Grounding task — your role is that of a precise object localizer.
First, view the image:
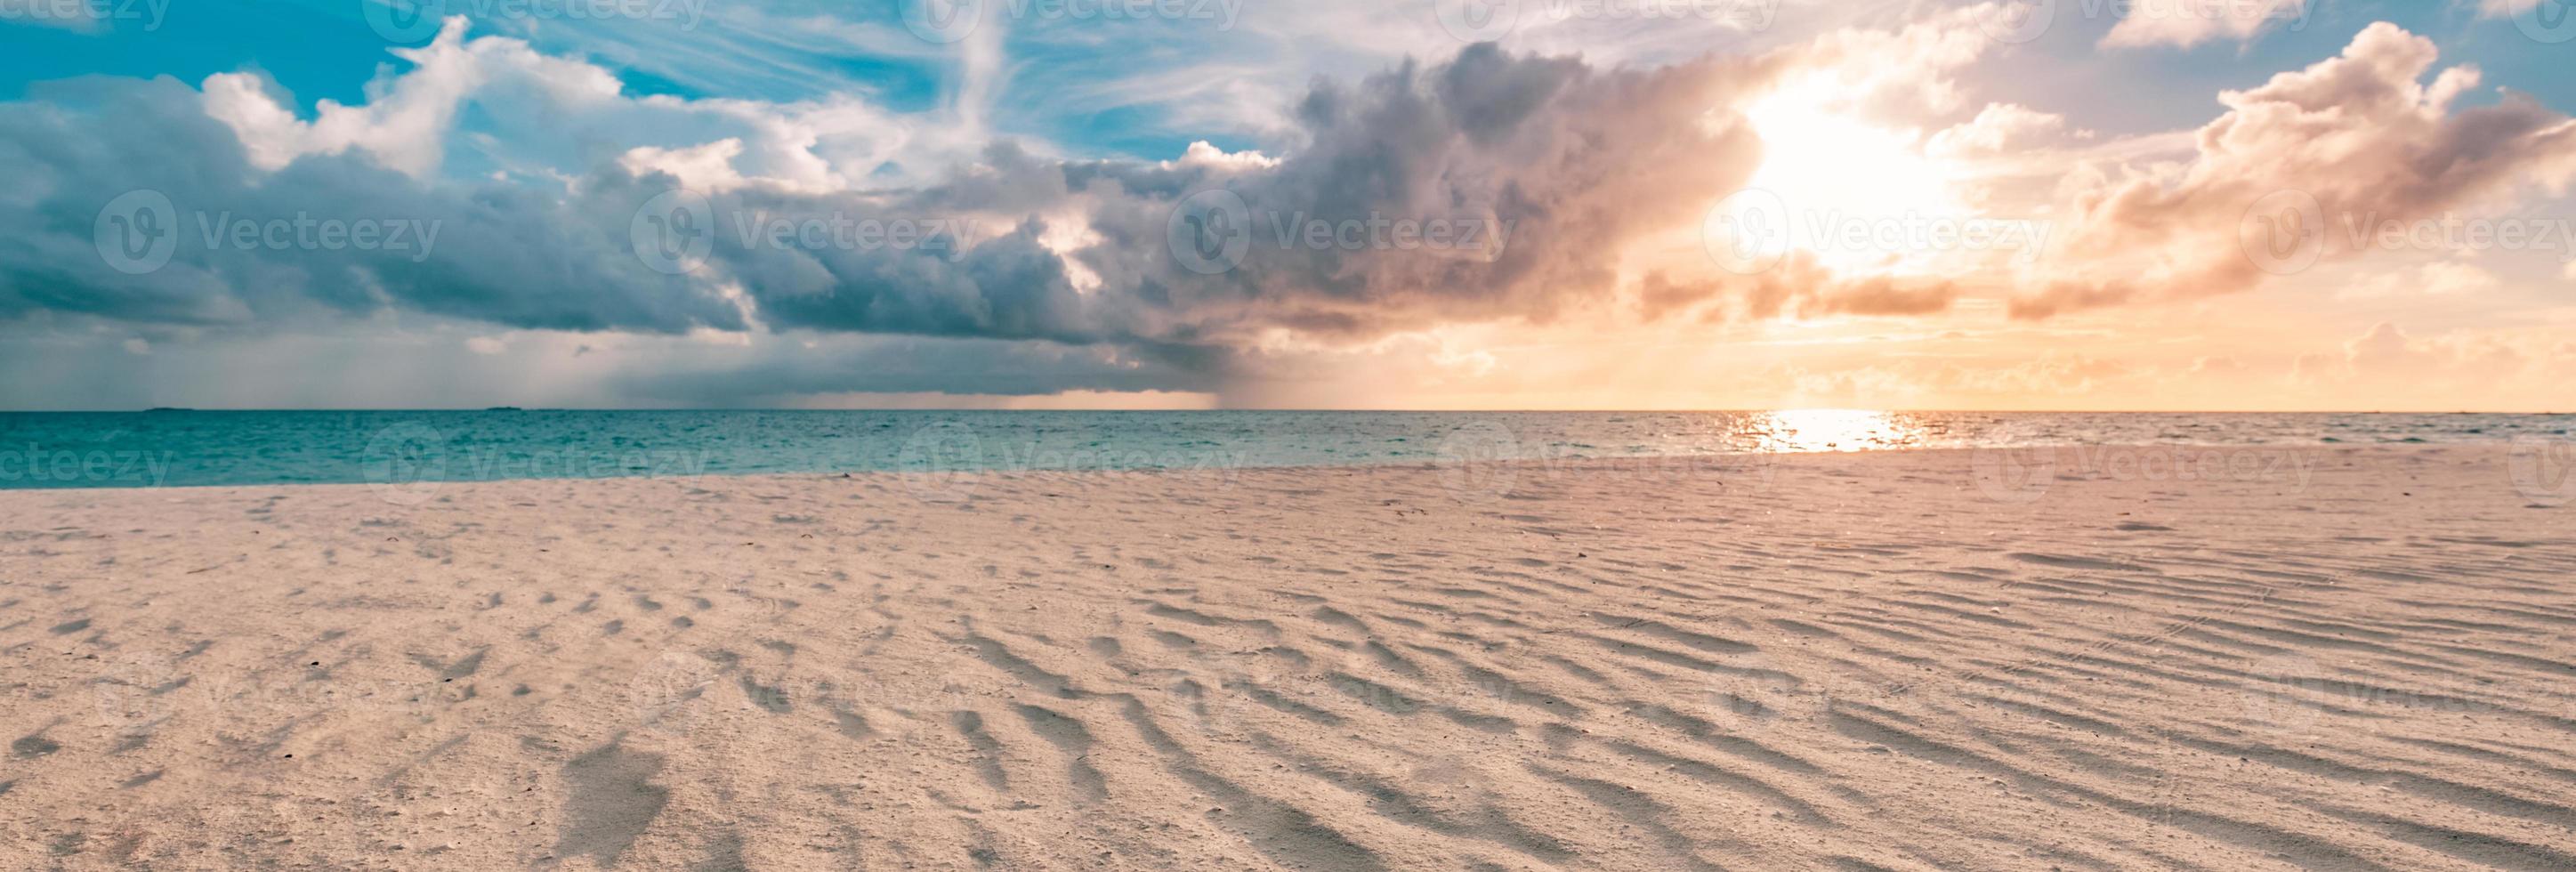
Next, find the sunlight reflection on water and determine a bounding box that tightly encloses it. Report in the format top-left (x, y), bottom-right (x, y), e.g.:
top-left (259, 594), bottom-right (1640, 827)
top-left (4, 408), bottom-right (2568, 488)
top-left (1744, 409), bottom-right (1929, 453)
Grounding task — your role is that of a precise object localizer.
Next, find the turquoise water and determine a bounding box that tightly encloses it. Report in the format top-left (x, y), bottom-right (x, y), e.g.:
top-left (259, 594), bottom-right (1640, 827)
top-left (1, 410), bottom-right (2568, 489)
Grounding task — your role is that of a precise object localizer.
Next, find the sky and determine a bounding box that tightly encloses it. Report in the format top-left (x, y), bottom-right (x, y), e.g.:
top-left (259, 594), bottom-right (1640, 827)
top-left (2, 0), bottom-right (2573, 411)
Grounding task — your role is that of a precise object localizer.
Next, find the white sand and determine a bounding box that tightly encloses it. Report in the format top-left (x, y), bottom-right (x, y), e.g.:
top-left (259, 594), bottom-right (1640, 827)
top-left (3, 445), bottom-right (2572, 869)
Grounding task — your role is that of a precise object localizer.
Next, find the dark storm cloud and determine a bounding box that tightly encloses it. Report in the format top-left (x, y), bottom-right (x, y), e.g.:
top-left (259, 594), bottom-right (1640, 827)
top-left (0, 77), bottom-right (747, 334)
top-left (2, 42), bottom-right (1785, 351)
top-left (0, 33), bottom-right (1813, 412)
top-left (607, 336), bottom-right (1223, 406)
top-left (1050, 42), bottom-right (1780, 346)
top-left (660, 43), bottom-right (1783, 351)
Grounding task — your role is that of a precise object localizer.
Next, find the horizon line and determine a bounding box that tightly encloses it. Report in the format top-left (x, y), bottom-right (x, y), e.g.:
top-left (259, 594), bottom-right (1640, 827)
top-left (4, 408), bottom-right (2568, 416)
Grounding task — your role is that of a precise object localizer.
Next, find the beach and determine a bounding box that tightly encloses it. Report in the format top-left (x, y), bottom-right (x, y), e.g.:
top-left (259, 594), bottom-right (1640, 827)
top-left (4, 444), bottom-right (2572, 869)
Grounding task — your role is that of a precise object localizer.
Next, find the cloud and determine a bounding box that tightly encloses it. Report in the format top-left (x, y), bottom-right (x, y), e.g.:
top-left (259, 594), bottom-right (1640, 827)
top-left (1637, 249), bottom-right (1966, 325)
top-left (2102, 0), bottom-right (2309, 50)
top-left (1, 20), bottom-right (1796, 340)
top-left (1927, 103), bottom-right (2071, 159)
top-left (204, 23), bottom-right (624, 178)
top-left (2315, 321), bottom-right (2532, 391)
top-left (10, 10), bottom-right (2568, 410)
top-left (605, 335), bottom-right (1224, 405)
top-left (1792, 7), bottom-right (1995, 124)
top-left (2018, 23), bottom-right (2576, 318)
top-left (0, 75), bottom-right (747, 333)
top-left (2338, 261), bottom-right (2501, 300)
top-left (1026, 42), bottom-right (1785, 345)
top-left (2475, 0), bottom-right (2548, 17)
top-left (0, 18), bottom-right (1829, 404)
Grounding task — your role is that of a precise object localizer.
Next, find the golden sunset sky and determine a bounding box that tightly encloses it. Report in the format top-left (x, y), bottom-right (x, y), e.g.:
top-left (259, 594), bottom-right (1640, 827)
top-left (4, 1), bottom-right (2572, 409)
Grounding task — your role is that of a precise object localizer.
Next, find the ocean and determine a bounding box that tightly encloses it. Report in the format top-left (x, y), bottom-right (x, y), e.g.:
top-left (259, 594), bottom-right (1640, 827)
top-left (2, 409), bottom-right (2569, 489)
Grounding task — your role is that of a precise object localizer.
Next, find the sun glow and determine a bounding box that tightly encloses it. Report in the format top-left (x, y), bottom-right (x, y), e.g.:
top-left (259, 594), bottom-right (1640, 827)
top-left (1739, 77), bottom-right (1967, 272)
top-left (1751, 408), bottom-right (1926, 452)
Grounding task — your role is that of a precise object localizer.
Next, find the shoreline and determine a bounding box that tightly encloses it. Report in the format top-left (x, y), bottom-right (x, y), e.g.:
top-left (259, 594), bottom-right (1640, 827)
top-left (0, 440), bottom-right (2540, 497)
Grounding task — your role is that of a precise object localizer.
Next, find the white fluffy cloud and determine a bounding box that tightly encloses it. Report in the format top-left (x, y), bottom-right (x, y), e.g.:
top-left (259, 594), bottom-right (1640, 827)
top-left (2102, 0), bottom-right (2310, 49)
top-left (2475, 0), bottom-right (2548, 17)
top-left (2337, 261), bottom-right (2501, 301)
top-left (2016, 23), bottom-right (2576, 318)
top-left (1927, 103), bottom-right (2072, 158)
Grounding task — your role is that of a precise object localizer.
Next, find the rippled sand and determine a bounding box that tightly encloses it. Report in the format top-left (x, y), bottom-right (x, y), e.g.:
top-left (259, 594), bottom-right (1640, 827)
top-left (4, 446), bottom-right (2572, 869)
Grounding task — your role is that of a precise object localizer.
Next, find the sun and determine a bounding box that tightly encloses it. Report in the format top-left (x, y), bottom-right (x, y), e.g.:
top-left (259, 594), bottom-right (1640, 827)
top-left (1737, 75), bottom-right (1967, 273)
